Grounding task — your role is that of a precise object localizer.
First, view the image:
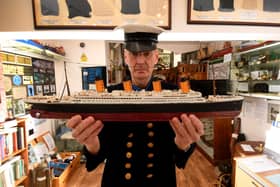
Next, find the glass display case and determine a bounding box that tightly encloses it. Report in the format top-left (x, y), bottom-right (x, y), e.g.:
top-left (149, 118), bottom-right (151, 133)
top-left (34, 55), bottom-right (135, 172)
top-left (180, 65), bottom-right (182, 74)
top-left (235, 42), bottom-right (280, 93)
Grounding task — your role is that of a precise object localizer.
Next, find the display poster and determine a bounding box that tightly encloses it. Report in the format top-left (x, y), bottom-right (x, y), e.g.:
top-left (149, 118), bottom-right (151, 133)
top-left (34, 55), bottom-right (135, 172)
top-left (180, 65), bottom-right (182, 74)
top-left (32, 0), bottom-right (171, 29)
top-left (32, 59), bottom-right (56, 96)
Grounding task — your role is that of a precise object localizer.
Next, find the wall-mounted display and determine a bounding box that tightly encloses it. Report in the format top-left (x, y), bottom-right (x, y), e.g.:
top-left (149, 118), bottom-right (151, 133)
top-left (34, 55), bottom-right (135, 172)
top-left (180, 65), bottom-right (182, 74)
top-left (187, 0), bottom-right (280, 26)
top-left (32, 59), bottom-right (56, 96)
top-left (1, 52), bottom-right (34, 118)
top-left (32, 0), bottom-right (171, 29)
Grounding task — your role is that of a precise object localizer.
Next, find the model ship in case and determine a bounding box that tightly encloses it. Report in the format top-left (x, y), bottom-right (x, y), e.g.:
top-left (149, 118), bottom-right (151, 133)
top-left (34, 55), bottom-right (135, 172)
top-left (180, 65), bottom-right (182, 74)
top-left (24, 80), bottom-right (244, 122)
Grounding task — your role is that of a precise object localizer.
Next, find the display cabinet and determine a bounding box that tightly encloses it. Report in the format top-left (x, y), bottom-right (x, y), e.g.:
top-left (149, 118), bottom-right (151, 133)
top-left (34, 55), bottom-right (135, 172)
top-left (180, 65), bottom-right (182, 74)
top-left (235, 42), bottom-right (280, 93)
top-left (234, 155), bottom-right (280, 187)
top-left (197, 117), bottom-right (233, 165)
top-left (235, 165), bottom-right (264, 187)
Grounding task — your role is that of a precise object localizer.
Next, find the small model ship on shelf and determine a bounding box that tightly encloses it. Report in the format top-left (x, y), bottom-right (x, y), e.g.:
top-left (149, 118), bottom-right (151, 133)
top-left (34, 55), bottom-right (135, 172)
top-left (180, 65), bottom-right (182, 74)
top-left (24, 80), bottom-right (244, 122)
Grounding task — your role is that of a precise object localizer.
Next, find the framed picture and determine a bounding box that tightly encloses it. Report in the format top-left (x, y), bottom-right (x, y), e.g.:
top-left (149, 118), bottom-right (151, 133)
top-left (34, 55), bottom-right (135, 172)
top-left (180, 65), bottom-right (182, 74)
top-left (36, 85), bottom-right (43, 95)
top-left (32, 0), bottom-right (171, 29)
top-left (13, 99), bottom-right (26, 117)
top-left (158, 53), bottom-right (172, 69)
top-left (27, 85), bottom-right (35, 96)
top-left (43, 85), bottom-right (50, 94)
top-left (187, 0), bottom-right (280, 26)
top-left (267, 101), bottom-right (280, 123)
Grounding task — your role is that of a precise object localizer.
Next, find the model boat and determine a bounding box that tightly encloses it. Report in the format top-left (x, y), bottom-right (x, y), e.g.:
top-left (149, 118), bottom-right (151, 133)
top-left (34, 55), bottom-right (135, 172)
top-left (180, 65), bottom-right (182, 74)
top-left (24, 89), bottom-right (244, 122)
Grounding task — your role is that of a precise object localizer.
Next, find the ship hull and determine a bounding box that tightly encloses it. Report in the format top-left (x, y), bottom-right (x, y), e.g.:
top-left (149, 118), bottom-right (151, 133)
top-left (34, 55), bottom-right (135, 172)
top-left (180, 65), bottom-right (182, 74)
top-left (29, 100), bottom-right (243, 121)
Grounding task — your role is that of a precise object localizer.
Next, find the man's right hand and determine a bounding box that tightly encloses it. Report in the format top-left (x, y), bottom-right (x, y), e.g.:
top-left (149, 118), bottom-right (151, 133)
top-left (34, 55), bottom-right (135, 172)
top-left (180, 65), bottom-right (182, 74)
top-left (66, 115), bottom-right (104, 155)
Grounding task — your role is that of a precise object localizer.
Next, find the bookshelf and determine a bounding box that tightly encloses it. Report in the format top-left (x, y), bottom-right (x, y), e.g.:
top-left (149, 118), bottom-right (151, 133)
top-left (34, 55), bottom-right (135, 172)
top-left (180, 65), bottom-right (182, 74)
top-left (0, 118), bottom-right (29, 187)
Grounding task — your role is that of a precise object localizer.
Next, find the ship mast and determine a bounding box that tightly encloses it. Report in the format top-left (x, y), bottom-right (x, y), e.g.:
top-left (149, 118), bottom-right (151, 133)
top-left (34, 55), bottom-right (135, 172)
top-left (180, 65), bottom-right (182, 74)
top-left (211, 63), bottom-right (217, 96)
top-left (59, 61), bottom-right (70, 100)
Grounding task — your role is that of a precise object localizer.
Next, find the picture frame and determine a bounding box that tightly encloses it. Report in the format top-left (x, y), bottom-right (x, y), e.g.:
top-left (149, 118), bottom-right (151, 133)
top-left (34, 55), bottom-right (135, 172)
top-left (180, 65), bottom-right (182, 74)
top-left (187, 0), bottom-right (280, 26)
top-left (36, 85), bottom-right (43, 95)
top-left (267, 101), bottom-right (280, 123)
top-left (158, 53), bottom-right (172, 69)
top-left (13, 99), bottom-right (26, 117)
top-left (32, 0), bottom-right (171, 29)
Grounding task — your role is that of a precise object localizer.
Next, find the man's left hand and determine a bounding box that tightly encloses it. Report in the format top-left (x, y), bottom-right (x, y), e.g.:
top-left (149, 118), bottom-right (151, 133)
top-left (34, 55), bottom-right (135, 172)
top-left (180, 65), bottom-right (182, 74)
top-left (169, 114), bottom-right (204, 151)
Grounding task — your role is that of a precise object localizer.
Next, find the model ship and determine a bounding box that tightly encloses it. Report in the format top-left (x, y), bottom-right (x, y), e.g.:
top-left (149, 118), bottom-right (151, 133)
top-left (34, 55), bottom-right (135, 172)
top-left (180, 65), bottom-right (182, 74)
top-left (24, 84), bottom-right (244, 122)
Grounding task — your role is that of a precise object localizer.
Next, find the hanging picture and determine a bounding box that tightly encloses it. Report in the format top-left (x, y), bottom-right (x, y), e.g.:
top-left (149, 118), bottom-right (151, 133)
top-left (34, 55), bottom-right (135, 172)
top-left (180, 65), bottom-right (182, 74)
top-left (32, 58), bottom-right (56, 96)
top-left (187, 0), bottom-right (280, 26)
top-left (36, 85), bottom-right (43, 95)
top-left (27, 85), bottom-right (35, 96)
top-left (13, 99), bottom-right (26, 117)
top-left (32, 0), bottom-right (171, 29)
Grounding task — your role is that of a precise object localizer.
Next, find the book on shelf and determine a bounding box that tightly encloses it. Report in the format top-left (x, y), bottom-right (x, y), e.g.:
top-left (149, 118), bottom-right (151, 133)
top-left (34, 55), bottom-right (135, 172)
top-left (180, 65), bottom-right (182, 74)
top-left (16, 127), bottom-right (25, 150)
top-left (0, 126), bottom-right (25, 161)
top-left (0, 128), bottom-right (17, 160)
top-left (0, 155), bottom-right (25, 187)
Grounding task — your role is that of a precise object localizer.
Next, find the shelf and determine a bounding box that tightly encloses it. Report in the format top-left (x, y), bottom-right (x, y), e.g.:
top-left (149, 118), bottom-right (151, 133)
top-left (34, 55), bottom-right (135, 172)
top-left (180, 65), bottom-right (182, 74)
top-left (209, 57), bottom-right (223, 64)
top-left (1, 148), bottom-right (27, 163)
top-left (15, 175), bottom-right (28, 186)
top-left (239, 93), bottom-right (280, 101)
top-left (1, 40), bottom-right (67, 61)
top-left (236, 41), bottom-right (280, 56)
top-left (249, 61), bottom-right (280, 69)
top-left (250, 80), bottom-right (280, 84)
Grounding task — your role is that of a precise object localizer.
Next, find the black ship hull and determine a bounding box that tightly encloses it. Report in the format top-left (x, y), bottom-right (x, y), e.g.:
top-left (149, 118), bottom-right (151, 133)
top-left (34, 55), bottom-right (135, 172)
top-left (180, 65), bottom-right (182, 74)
top-left (29, 100), bottom-right (243, 121)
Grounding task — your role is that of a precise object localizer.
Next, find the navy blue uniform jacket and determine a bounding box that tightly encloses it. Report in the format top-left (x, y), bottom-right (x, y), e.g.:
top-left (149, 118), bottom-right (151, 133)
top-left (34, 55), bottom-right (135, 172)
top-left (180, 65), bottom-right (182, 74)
top-left (83, 81), bottom-right (196, 187)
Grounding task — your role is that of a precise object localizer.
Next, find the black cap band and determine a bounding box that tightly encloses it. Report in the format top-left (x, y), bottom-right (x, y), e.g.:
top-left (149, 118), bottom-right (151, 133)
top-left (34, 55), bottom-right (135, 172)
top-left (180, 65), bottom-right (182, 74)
top-left (125, 32), bottom-right (158, 52)
top-left (125, 32), bottom-right (158, 43)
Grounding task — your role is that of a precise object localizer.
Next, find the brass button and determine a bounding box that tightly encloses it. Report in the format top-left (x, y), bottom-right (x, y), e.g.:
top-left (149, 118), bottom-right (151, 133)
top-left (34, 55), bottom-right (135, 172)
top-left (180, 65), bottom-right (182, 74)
top-left (125, 163), bottom-right (132, 169)
top-left (147, 153), bottom-right (154, 158)
top-left (126, 142), bottom-right (133, 148)
top-left (147, 123), bottom-right (154, 128)
top-left (147, 142), bottom-right (154, 148)
top-left (146, 173), bottom-right (153, 178)
top-left (146, 163), bottom-right (154, 168)
top-left (125, 173), bottom-right (132, 180)
top-left (126, 152), bottom-right (132, 159)
top-left (148, 131), bottom-right (154, 137)
top-left (128, 133), bottom-right (134, 138)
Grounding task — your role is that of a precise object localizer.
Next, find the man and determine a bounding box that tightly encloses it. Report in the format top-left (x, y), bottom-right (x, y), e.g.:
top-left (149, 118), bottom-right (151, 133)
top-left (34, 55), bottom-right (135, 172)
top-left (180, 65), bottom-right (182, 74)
top-left (67, 24), bottom-right (204, 187)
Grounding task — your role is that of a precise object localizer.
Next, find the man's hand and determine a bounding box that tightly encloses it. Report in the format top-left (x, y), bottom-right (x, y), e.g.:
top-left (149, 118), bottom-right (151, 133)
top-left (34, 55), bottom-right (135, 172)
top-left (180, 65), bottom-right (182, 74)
top-left (66, 115), bottom-right (104, 154)
top-left (169, 114), bottom-right (204, 151)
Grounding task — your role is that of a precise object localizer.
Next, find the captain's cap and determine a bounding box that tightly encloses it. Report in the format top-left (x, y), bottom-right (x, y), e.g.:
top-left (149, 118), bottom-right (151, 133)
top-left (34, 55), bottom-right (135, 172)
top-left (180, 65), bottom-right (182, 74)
top-left (116, 24), bottom-right (164, 52)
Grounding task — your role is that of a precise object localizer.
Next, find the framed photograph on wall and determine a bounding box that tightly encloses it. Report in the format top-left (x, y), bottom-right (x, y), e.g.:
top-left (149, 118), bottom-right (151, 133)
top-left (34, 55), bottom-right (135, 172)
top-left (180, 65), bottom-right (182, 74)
top-left (32, 0), bottom-right (171, 29)
top-left (36, 85), bottom-right (43, 95)
top-left (187, 0), bottom-right (280, 26)
top-left (267, 101), bottom-right (280, 123)
top-left (13, 99), bottom-right (26, 117)
top-left (158, 53), bottom-right (172, 69)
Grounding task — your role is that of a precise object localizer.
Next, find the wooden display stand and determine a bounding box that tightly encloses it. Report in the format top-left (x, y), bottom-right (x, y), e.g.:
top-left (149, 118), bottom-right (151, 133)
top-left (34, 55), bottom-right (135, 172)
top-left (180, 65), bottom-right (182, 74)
top-left (52, 152), bottom-right (81, 187)
top-left (30, 132), bottom-right (81, 187)
top-left (177, 63), bottom-right (208, 80)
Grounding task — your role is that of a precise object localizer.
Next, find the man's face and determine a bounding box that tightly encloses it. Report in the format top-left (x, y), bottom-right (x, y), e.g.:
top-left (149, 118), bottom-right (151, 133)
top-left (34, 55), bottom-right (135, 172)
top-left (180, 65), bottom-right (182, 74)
top-left (124, 49), bottom-right (158, 82)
